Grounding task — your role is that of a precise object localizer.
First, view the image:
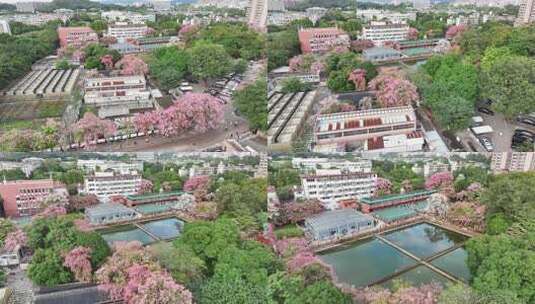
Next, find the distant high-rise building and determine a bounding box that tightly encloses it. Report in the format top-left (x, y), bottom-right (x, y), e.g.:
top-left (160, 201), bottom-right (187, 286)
top-left (151, 0), bottom-right (172, 11)
top-left (0, 20), bottom-right (10, 35)
top-left (269, 0), bottom-right (286, 12)
top-left (247, 0), bottom-right (268, 31)
top-left (516, 0), bottom-right (535, 26)
top-left (15, 2), bottom-right (44, 13)
top-left (413, 0), bottom-right (431, 10)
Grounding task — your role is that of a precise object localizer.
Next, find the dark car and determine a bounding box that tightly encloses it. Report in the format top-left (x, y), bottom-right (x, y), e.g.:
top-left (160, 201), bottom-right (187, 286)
top-left (515, 129), bottom-right (535, 137)
top-left (477, 107), bottom-right (494, 115)
top-left (517, 117), bottom-right (535, 127)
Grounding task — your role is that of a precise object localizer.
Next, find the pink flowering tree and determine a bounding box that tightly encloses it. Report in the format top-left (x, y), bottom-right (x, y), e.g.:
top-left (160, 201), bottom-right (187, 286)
top-left (72, 113), bottom-right (117, 146)
top-left (446, 24), bottom-right (467, 40)
top-left (368, 75), bottom-right (419, 108)
top-left (100, 54), bottom-right (114, 70)
top-left (178, 24), bottom-right (198, 36)
top-left (3, 229), bottom-right (27, 252)
top-left (115, 55), bottom-right (149, 76)
top-left (96, 241), bottom-right (192, 304)
top-left (183, 175), bottom-right (210, 192)
top-left (64, 246), bottom-right (93, 283)
top-left (375, 178), bottom-right (393, 196)
top-left (354, 283), bottom-right (442, 304)
top-left (408, 27), bottom-right (419, 40)
top-left (425, 172), bottom-right (454, 190)
top-left (321, 102), bottom-right (356, 114)
top-left (288, 54), bottom-right (315, 73)
top-left (133, 93), bottom-right (224, 137)
top-left (351, 39), bottom-right (374, 52)
top-left (311, 61), bottom-right (325, 75)
top-left (138, 179), bottom-right (153, 195)
top-left (35, 204), bottom-right (67, 219)
top-left (348, 69), bottom-right (367, 91)
top-left (100, 36), bottom-right (118, 46)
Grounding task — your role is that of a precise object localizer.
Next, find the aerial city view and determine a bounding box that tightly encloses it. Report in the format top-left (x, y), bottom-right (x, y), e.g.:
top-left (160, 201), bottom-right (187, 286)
top-left (0, 0), bottom-right (534, 303)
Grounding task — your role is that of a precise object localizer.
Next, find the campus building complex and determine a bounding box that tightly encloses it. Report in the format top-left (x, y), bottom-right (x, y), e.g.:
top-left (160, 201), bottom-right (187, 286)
top-left (361, 22), bottom-right (410, 45)
top-left (77, 159), bottom-right (144, 174)
top-left (295, 170), bottom-right (377, 204)
top-left (101, 11), bottom-right (156, 24)
top-left (82, 171), bottom-right (142, 201)
top-left (516, 0), bottom-right (535, 26)
top-left (298, 27), bottom-right (350, 54)
top-left (314, 106), bottom-right (420, 148)
top-left (57, 27), bottom-right (99, 48)
top-left (491, 152), bottom-right (535, 172)
top-left (83, 75), bottom-right (155, 119)
top-left (0, 179), bottom-right (67, 218)
top-left (291, 158), bottom-right (373, 173)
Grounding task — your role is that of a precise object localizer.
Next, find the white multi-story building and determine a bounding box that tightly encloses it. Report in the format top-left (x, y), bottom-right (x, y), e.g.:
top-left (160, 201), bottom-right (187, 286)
top-left (77, 159), bottom-right (144, 174)
top-left (151, 0), bottom-right (172, 11)
top-left (295, 170), bottom-right (377, 204)
top-left (413, 0), bottom-right (431, 10)
top-left (83, 75), bottom-right (154, 118)
top-left (363, 132), bottom-right (425, 153)
top-left (314, 106), bottom-right (418, 146)
top-left (107, 22), bottom-right (149, 41)
top-left (357, 9), bottom-right (417, 23)
top-left (516, 0), bottom-right (535, 26)
top-left (247, 0), bottom-right (268, 31)
top-left (491, 152), bottom-right (535, 172)
top-left (291, 158), bottom-right (373, 173)
top-left (269, 0), bottom-right (285, 11)
top-left (361, 21), bottom-right (410, 45)
top-left (268, 11), bottom-right (307, 26)
top-left (101, 11), bottom-right (156, 24)
top-left (82, 171), bottom-right (142, 201)
top-left (0, 20), bottom-right (11, 35)
top-left (305, 7), bottom-right (328, 24)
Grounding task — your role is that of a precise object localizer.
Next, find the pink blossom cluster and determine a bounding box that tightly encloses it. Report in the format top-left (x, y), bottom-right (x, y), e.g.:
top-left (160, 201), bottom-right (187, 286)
top-left (179, 24), bottom-right (198, 35)
top-left (72, 113), bottom-right (117, 146)
top-left (63, 246), bottom-right (93, 283)
top-left (446, 24), bottom-right (467, 40)
top-left (408, 28), bottom-right (419, 40)
top-left (354, 283), bottom-right (443, 304)
top-left (74, 218), bottom-right (93, 232)
top-left (3, 229), bottom-right (27, 252)
top-left (96, 241), bottom-right (192, 304)
top-left (425, 172), bottom-right (454, 190)
top-left (35, 204), bottom-right (67, 219)
top-left (138, 179), bottom-right (153, 195)
top-left (368, 75), bottom-right (419, 108)
top-left (100, 54), bottom-right (114, 70)
top-left (348, 69), bottom-right (367, 91)
top-left (115, 55), bottom-right (149, 76)
top-left (375, 178), bottom-right (393, 195)
top-left (311, 61), bottom-right (326, 75)
top-left (133, 93), bottom-right (224, 136)
top-left (183, 175), bottom-right (210, 192)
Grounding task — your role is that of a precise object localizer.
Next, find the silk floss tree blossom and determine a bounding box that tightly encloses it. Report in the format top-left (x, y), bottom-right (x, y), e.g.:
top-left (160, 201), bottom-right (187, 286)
top-left (375, 178), bottom-right (393, 196)
top-left (348, 69), bottom-right (367, 91)
top-left (100, 54), bottom-right (114, 70)
top-left (115, 55), bottom-right (149, 76)
top-left (73, 112), bottom-right (117, 147)
top-left (63, 246), bottom-right (93, 283)
top-left (446, 24), bottom-right (467, 40)
top-left (368, 75), bottom-right (419, 108)
top-left (3, 229), bottom-right (27, 252)
top-left (425, 172), bottom-right (454, 190)
top-left (408, 27), bottom-right (419, 40)
top-left (183, 175), bottom-right (210, 192)
top-left (133, 93), bottom-right (224, 136)
top-left (96, 241), bottom-right (192, 304)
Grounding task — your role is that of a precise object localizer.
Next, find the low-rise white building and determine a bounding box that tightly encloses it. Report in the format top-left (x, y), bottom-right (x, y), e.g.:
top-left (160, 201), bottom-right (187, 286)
top-left (424, 161), bottom-right (450, 177)
top-left (85, 203), bottom-right (139, 225)
top-left (361, 21), bottom-right (410, 45)
top-left (83, 75), bottom-right (154, 118)
top-left (357, 9), bottom-right (417, 23)
top-left (77, 159), bottom-right (144, 174)
top-left (364, 132), bottom-right (425, 153)
top-left (82, 171), bottom-right (142, 201)
top-left (295, 170), bottom-right (377, 204)
top-left (291, 158), bottom-right (373, 173)
top-left (101, 11), bottom-right (156, 24)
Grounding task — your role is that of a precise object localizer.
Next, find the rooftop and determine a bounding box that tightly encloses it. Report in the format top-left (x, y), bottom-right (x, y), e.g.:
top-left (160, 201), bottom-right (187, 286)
top-left (360, 190), bottom-right (437, 205)
top-left (126, 191), bottom-right (183, 201)
top-left (306, 209), bottom-right (374, 230)
top-left (86, 203), bottom-right (136, 217)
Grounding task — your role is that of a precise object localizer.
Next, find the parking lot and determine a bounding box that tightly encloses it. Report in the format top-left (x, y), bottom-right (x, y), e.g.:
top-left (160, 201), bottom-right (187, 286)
top-left (457, 111), bottom-right (535, 152)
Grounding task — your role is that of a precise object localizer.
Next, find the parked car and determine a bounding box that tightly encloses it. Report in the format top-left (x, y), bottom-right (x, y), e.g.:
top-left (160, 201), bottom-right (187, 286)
top-left (477, 107), bottom-right (494, 116)
top-left (517, 116), bottom-right (535, 127)
top-left (479, 136), bottom-right (494, 152)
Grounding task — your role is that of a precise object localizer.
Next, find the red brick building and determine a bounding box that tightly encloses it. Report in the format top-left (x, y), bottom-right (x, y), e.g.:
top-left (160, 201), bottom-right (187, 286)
top-left (57, 27), bottom-right (99, 48)
top-left (298, 27), bottom-right (350, 54)
top-left (0, 179), bottom-right (67, 218)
